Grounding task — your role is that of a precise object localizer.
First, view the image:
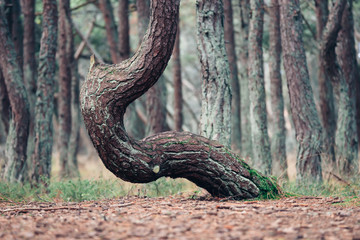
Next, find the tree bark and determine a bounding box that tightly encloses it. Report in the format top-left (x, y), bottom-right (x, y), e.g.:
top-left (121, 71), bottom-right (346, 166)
top-left (118, 0), bottom-right (130, 61)
top-left (269, 0), bottom-right (287, 178)
top-left (0, 1), bottom-right (30, 182)
top-left (65, 3), bottom-right (80, 178)
top-left (280, 0), bottom-right (323, 183)
top-left (144, 0), bottom-right (169, 135)
top-left (31, 0), bottom-right (58, 183)
top-left (0, 70), bottom-right (9, 136)
top-left (58, 0), bottom-right (72, 177)
top-left (334, 0), bottom-right (359, 175)
top-left (224, 0), bottom-right (241, 153)
top-left (99, 0), bottom-right (120, 63)
top-left (315, 0), bottom-right (336, 168)
top-left (80, 0), bottom-right (279, 200)
top-left (239, 0), bottom-right (252, 159)
top-left (21, 0), bottom-right (36, 105)
top-left (173, 26), bottom-right (183, 132)
top-left (248, 0), bottom-right (271, 174)
top-left (197, 0), bottom-right (232, 148)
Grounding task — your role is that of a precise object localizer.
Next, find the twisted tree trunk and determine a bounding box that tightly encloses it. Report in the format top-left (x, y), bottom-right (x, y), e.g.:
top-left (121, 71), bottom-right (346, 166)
top-left (80, 0), bottom-right (279, 200)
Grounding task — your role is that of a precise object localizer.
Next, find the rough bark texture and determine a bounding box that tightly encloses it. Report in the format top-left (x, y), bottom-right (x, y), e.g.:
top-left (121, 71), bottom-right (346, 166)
top-left (31, 0), bottom-right (58, 183)
top-left (239, 0), bottom-right (252, 159)
top-left (269, 0), bottom-right (287, 178)
top-left (224, 0), bottom-right (241, 153)
top-left (0, 2), bottom-right (30, 182)
top-left (280, 0), bottom-right (323, 183)
top-left (197, 0), bottom-right (232, 148)
top-left (58, 0), bottom-right (73, 177)
top-left (248, 0), bottom-right (271, 174)
top-left (173, 26), bottom-right (183, 132)
top-left (99, 0), bottom-right (120, 63)
top-left (335, 0), bottom-right (359, 175)
top-left (80, 0), bottom-right (278, 200)
top-left (315, 0), bottom-right (336, 168)
top-left (118, 0), bottom-right (130, 61)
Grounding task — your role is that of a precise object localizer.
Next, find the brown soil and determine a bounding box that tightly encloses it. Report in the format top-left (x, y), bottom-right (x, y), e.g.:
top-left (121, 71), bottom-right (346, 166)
top-left (0, 196), bottom-right (359, 240)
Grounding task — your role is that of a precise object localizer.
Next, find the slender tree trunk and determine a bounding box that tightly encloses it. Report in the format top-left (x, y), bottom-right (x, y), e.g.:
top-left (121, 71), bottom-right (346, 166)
top-left (21, 0), bottom-right (37, 105)
top-left (197, 0), bottom-right (232, 148)
top-left (20, 0), bottom-right (37, 180)
top-left (315, 0), bottom-right (336, 168)
top-left (224, 0), bottom-right (241, 153)
top-left (173, 26), bottom-right (183, 132)
top-left (58, 0), bottom-right (72, 177)
top-left (118, 0), bottom-right (130, 61)
top-left (80, 0), bottom-right (279, 200)
top-left (0, 70), bottom-right (9, 136)
top-left (99, 0), bottom-right (120, 63)
top-left (239, 0), bottom-right (252, 159)
top-left (143, 0), bottom-right (169, 135)
top-left (280, 0), bottom-right (323, 183)
top-left (269, 0), bottom-right (287, 178)
top-left (31, 0), bottom-right (58, 183)
top-left (248, 0), bottom-right (271, 174)
top-left (65, 4), bottom-right (80, 178)
top-left (0, 1), bottom-right (30, 182)
top-left (335, 0), bottom-right (359, 175)
top-left (7, 0), bottom-right (23, 71)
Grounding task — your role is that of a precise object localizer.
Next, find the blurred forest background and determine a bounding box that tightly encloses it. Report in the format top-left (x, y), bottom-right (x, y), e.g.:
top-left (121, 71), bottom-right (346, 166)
top-left (0, 0), bottom-right (360, 195)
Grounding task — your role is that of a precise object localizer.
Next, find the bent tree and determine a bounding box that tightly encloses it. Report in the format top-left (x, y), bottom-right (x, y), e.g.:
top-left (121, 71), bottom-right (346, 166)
top-left (80, 0), bottom-right (279, 199)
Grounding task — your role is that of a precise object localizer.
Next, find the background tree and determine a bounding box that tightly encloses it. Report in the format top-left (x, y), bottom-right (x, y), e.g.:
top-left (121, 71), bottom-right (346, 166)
top-left (197, 0), bottom-right (232, 148)
top-left (173, 25), bottom-right (183, 132)
top-left (224, 0), bottom-right (241, 153)
top-left (316, 0), bottom-right (336, 168)
top-left (269, 0), bottom-right (287, 178)
top-left (280, 0), bottom-right (323, 182)
top-left (321, 0), bottom-right (358, 175)
top-left (80, 0), bottom-right (279, 199)
top-left (58, 0), bottom-right (73, 177)
top-left (248, 0), bottom-right (271, 174)
top-left (0, 1), bottom-right (30, 182)
top-left (238, 0), bottom-right (252, 160)
top-left (31, 0), bottom-right (58, 183)
top-left (118, 0), bottom-right (130, 61)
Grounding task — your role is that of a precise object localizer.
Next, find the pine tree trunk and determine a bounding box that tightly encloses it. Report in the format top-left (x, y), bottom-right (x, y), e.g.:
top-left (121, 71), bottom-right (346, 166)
top-left (58, 0), bottom-right (72, 177)
top-left (65, 4), bottom-right (80, 178)
top-left (269, 0), bottom-right (287, 178)
top-left (173, 26), bottom-right (183, 132)
top-left (248, 0), bottom-right (271, 174)
top-left (145, 0), bottom-right (168, 135)
top-left (224, 0), bottom-right (241, 153)
top-left (80, 0), bottom-right (279, 199)
top-left (280, 0), bottom-right (323, 183)
top-left (118, 0), bottom-right (130, 61)
top-left (335, 0), bottom-right (358, 175)
top-left (0, 70), bottom-right (9, 136)
top-left (197, 0), bottom-right (232, 148)
top-left (31, 0), bottom-right (58, 183)
top-left (99, 0), bottom-right (120, 63)
top-left (0, 2), bottom-right (30, 182)
top-left (239, 0), bottom-right (252, 159)
top-left (315, 0), bottom-right (336, 168)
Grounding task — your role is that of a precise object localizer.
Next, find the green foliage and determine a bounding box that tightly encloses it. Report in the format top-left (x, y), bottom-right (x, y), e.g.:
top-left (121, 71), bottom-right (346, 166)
top-left (137, 177), bottom-right (189, 198)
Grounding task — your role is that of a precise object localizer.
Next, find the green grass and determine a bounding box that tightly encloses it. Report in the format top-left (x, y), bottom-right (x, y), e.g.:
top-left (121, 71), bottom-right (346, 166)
top-left (0, 177), bottom-right (193, 203)
top-left (0, 176), bottom-right (359, 204)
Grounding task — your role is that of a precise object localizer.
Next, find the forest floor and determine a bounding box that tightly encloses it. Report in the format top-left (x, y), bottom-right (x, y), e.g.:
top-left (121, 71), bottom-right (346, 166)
top-left (1, 195), bottom-right (359, 240)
